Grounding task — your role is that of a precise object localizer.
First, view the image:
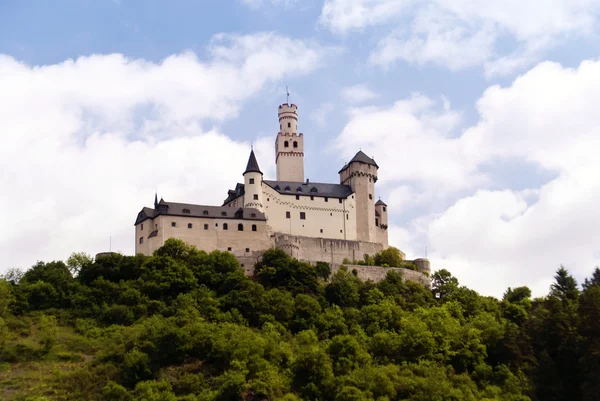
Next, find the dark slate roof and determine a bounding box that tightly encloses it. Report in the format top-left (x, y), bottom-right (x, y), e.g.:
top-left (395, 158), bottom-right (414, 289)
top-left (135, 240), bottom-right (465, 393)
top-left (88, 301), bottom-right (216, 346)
top-left (134, 207), bottom-right (156, 225)
top-left (375, 199), bottom-right (387, 206)
top-left (264, 180), bottom-right (353, 199)
top-left (244, 150), bottom-right (262, 175)
top-left (339, 150), bottom-right (379, 173)
top-left (223, 183), bottom-right (245, 205)
top-left (134, 201), bottom-right (266, 225)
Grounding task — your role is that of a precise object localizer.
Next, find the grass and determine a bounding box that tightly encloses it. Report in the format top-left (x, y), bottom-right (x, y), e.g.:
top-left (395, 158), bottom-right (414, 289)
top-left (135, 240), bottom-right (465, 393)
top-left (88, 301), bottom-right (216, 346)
top-left (0, 315), bottom-right (98, 401)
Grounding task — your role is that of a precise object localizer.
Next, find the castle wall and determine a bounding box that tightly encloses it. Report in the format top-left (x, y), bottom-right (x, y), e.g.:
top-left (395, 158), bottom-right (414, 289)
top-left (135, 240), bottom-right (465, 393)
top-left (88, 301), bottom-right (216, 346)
top-left (273, 233), bottom-right (383, 265)
top-left (262, 184), bottom-right (358, 241)
top-left (329, 263), bottom-right (430, 287)
top-left (135, 215), bottom-right (272, 256)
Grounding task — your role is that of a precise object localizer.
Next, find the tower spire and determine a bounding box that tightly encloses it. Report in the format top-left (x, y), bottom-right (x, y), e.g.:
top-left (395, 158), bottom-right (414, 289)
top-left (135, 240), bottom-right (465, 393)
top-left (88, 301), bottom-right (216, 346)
top-left (244, 149), bottom-right (262, 175)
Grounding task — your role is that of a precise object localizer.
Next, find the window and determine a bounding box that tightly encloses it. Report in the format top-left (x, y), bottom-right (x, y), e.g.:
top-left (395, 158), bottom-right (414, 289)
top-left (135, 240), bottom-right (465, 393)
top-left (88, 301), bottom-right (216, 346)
top-left (253, 194), bottom-right (258, 200)
top-left (296, 195), bottom-right (300, 200)
top-left (267, 198), bottom-right (270, 202)
top-left (339, 199), bottom-right (342, 203)
top-left (183, 208), bottom-right (190, 214)
top-left (228, 247), bottom-right (232, 251)
top-left (324, 197), bottom-right (328, 202)
top-left (352, 195), bottom-right (354, 199)
top-left (284, 141), bottom-right (289, 148)
top-left (369, 194), bottom-right (373, 200)
top-left (249, 178), bottom-right (254, 184)
top-left (251, 213), bottom-right (256, 217)
top-left (223, 223), bottom-right (228, 230)
top-left (286, 211), bottom-right (291, 218)
top-left (320, 229), bottom-right (323, 233)
top-left (238, 224), bottom-right (244, 231)
top-left (245, 248), bottom-right (250, 253)
top-left (296, 186), bottom-right (302, 192)
top-left (293, 141), bottom-right (298, 148)
top-left (204, 224), bottom-right (209, 230)
top-left (203, 210), bottom-right (208, 215)
top-left (288, 122), bottom-right (291, 128)
top-left (346, 215), bottom-right (349, 220)
top-left (330, 213), bottom-right (332, 216)
top-left (310, 196), bottom-right (314, 201)
top-left (171, 222), bottom-right (176, 227)
top-left (221, 211), bottom-right (227, 216)
top-left (141, 223), bottom-right (143, 230)
top-left (215, 223), bottom-right (218, 227)
top-left (300, 212), bottom-right (306, 220)
top-left (252, 224), bottom-right (257, 231)
top-left (383, 207), bottom-right (386, 212)
top-left (340, 230), bottom-right (343, 233)
top-left (375, 218), bottom-right (379, 227)
top-left (284, 186), bottom-right (291, 191)
top-left (188, 223), bottom-right (193, 229)
top-left (155, 224), bottom-right (158, 229)
top-left (139, 237), bottom-right (144, 244)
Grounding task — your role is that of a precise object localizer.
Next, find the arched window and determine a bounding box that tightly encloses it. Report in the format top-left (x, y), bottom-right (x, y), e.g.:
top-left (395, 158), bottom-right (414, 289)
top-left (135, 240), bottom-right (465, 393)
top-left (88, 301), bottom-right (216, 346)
top-left (293, 141), bottom-right (298, 148)
top-left (188, 223), bottom-right (192, 229)
top-left (284, 141), bottom-right (289, 148)
top-left (223, 223), bottom-right (228, 230)
top-left (238, 224), bottom-right (244, 231)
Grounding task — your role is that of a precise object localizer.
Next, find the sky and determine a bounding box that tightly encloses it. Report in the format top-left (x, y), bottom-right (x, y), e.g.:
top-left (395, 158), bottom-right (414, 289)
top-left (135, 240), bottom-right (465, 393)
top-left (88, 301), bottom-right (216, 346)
top-left (2, 0), bottom-right (600, 297)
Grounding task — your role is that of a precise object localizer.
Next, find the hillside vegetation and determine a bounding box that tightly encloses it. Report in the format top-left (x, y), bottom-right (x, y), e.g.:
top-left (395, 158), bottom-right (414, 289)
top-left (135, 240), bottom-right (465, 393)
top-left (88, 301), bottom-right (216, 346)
top-left (1, 238), bottom-right (599, 401)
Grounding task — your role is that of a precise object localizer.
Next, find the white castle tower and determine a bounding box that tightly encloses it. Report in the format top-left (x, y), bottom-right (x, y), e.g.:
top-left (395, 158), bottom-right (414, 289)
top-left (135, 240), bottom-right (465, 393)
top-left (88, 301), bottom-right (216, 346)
top-left (275, 103), bottom-right (304, 182)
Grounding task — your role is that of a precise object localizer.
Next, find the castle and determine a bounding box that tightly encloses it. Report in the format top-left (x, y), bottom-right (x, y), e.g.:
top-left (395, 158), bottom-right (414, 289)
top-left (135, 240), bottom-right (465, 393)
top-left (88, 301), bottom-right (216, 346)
top-left (134, 103), bottom-right (430, 283)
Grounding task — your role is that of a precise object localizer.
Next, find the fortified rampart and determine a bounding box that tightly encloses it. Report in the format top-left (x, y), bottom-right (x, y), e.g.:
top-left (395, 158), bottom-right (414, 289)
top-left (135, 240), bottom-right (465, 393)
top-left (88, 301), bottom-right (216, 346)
top-left (328, 263), bottom-right (430, 287)
top-left (273, 233), bottom-right (384, 265)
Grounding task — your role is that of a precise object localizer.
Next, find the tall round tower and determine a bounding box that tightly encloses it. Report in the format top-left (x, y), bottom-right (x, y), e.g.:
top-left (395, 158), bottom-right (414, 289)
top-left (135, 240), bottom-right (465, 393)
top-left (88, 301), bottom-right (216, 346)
top-left (275, 103), bottom-right (304, 182)
top-left (243, 149), bottom-right (264, 212)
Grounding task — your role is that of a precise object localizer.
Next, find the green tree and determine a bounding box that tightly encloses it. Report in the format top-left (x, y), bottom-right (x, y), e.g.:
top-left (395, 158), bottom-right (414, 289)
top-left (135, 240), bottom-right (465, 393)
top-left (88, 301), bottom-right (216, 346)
top-left (431, 269), bottom-right (459, 300)
top-left (38, 314), bottom-right (58, 352)
top-left (374, 246), bottom-right (404, 267)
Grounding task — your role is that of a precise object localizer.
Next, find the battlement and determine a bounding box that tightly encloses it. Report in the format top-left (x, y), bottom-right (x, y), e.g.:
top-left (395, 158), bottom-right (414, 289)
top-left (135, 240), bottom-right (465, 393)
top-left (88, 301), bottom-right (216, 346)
top-left (277, 132), bottom-right (304, 137)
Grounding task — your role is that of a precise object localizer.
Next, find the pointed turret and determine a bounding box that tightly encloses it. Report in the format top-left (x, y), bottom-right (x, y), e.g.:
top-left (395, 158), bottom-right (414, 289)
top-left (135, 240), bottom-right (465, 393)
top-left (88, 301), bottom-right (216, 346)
top-left (244, 149), bottom-right (263, 175)
top-left (154, 192), bottom-right (158, 208)
top-left (243, 149), bottom-right (264, 212)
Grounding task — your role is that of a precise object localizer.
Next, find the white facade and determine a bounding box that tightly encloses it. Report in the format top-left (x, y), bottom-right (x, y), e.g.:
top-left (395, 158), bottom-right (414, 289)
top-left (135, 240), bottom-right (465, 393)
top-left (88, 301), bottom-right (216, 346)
top-left (135, 102), bottom-right (389, 259)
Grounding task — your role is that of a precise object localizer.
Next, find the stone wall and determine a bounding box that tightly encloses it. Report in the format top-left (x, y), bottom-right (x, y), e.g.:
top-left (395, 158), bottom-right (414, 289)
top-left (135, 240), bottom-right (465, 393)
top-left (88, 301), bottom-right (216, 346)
top-left (273, 233), bottom-right (384, 265)
top-left (329, 263), bottom-right (430, 287)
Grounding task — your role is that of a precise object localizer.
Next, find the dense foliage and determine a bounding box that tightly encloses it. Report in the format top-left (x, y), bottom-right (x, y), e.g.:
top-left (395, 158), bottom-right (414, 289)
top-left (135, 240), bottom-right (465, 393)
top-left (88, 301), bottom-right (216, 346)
top-left (1, 238), bottom-right (599, 401)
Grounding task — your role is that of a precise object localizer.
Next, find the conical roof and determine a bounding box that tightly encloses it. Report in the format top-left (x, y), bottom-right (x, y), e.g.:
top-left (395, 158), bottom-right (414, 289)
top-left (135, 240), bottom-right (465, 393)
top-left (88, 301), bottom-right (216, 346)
top-left (244, 149), bottom-right (263, 175)
top-left (375, 199), bottom-right (387, 206)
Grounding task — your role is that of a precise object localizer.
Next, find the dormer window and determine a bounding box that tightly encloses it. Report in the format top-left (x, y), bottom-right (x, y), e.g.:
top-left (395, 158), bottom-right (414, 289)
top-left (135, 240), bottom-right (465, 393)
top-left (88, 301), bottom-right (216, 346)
top-left (284, 186), bottom-right (291, 191)
top-left (296, 186), bottom-right (302, 192)
top-left (183, 208), bottom-right (190, 214)
top-left (203, 210), bottom-right (209, 215)
top-left (221, 211), bottom-right (227, 216)
top-left (274, 185), bottom-right (280, 190)
top-left (251, 213), bottom-right (256, 217)
top-left (310, 187), bottom-right (318, 193)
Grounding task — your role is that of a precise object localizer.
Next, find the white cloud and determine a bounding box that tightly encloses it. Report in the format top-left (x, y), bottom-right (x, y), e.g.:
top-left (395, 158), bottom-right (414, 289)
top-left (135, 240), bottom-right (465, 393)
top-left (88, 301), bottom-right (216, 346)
top-left (0, 32), bottom-right (324, 272)
top-left (310, 102), bottom-right (335, 127)
top-left (340, 84), bottom-right (379, 103)
top-left (335, 59), bottom-right (600, 297)
top-left (321, 0), bottom-right (600, 75)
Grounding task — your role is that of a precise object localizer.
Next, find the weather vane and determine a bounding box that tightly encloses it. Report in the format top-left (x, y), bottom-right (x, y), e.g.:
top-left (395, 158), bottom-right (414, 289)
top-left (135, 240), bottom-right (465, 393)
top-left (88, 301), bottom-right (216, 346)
top-left (286, 86), bottom-right (290, 104)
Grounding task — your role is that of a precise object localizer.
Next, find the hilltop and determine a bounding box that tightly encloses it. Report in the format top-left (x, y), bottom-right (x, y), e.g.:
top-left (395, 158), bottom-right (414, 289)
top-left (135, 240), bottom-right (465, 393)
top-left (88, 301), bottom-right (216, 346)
top-left (1, 238), bottom-right (599, 401)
